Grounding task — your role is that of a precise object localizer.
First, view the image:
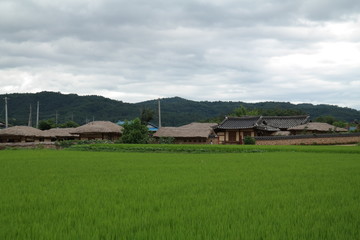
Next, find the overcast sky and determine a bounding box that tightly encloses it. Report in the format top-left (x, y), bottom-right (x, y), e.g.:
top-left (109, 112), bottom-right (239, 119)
top-left (1, 0), bottom-right (360, 109)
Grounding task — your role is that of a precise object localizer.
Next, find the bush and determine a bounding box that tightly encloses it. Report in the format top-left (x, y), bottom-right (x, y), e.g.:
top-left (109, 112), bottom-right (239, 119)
top-left (121, 118), bottom-right (149, 144)
top-left (244, 136), bottom-right (256, 145)
top-left (158, 137), bottom-right (175, 144)
top-left (55, 139), bottom-right (114, 149)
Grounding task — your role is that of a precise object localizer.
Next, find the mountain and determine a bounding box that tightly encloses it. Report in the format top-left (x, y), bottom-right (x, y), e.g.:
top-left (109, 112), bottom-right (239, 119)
top-left (0, 91), bottom-right (359, 127)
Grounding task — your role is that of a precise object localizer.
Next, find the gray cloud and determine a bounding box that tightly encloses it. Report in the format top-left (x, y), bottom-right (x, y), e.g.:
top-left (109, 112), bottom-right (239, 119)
top-left (0, 0), bottom-right (360, 110)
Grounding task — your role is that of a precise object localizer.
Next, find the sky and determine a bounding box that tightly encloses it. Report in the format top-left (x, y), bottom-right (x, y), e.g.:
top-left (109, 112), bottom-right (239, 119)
top-left (1, 0), bottom-right (360, 110)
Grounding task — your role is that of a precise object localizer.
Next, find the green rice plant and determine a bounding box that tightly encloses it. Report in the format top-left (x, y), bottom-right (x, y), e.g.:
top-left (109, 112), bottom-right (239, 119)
top-left (0, 149), bottom-right (359, 239)
top-left (68, 143), bottom-right (360, 154)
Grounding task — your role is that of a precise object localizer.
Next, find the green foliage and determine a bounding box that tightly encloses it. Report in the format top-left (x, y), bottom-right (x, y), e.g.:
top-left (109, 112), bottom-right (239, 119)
top-left (1, 150), bottom-right (360, 239)
top-left (58, 121), bottom-right (79, 128)
top-left (38, 119), bottom-right (56, 130)
top-left (140, 108), bottom-right (155, 124)
top-left (55, 139), bottom-right (114, 148)
top-left (68, 144), bottom-right (360, 154)
top-left (333, 121), bottom-right (347, 128)
top-left (232, 105), bottom-right (260, 117)
top-left (121, 118), bottom-right (149, 144)
top-left (243, 136), bottom-right (256, 145)
top-left (158, 137), bottom-right (175, 144)
top-left (230, 105), bottom-right (307, 118)
top-left (259, 108), bottom-right (306, 116)
top-left (315, 115), bottom-right (337, 124)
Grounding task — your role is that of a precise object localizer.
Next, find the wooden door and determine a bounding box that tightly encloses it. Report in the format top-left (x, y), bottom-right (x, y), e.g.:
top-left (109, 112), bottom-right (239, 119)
top-left (228, 131), bottom-right (236, 142)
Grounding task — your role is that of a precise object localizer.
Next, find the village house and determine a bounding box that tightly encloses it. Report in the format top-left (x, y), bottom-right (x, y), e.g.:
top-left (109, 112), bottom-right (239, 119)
top-left (154, 122), bottom-right (218, 144)
top-left (288, 122), bottom-right (348, 135)
top-left (43, 128), bottom-right (79, 141)
top-left (0, 126), bottom-right (52, 143)
top-left (70, 121), bottom-right (123, 141)
top-left (214, 115), bottom-right (310, 144)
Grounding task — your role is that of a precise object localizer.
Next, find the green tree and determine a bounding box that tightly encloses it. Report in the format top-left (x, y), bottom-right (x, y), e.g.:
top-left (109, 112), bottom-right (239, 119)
top-left (315, 115), bottom-right (336, 124)
top-left (332, 121), bottom-right (347, 128)
top-left (59, 121), bottom-right (79, 128)
top-left (232, 105), bottom-right (260, 117)
top-left (140, 108), bottom-right (155, 124)
top-left (38, 119), bottom-right (56, 130)
top-left (121, 118), bottom-right (149, 144)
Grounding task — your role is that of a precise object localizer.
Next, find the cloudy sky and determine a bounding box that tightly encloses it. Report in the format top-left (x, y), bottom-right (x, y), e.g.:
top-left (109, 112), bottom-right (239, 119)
top-left (1, 0), bottom-right (360, 109)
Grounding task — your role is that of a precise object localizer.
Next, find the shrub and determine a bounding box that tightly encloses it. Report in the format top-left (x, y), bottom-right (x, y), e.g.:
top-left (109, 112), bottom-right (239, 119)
top-left (244, 136), bottom-right (256, 145)
top-left (55, 139), bottom-right (114, 149)
top-left (159, 137), bottom-right (175, 144)
top-left (121, 118), bottom-right (149, 144)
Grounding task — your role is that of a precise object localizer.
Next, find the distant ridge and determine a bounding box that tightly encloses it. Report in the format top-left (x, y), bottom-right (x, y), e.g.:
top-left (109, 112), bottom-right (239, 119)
top-left (0, 91), bottom-right (359, 126)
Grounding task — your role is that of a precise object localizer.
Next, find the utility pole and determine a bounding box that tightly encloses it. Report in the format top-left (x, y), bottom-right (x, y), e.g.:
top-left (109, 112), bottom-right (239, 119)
top-left (36, 101), bottom-right (39, 128)
top-left (4, 97), bottom-right (8, 128)
top-left (28, 104), bottom-right (32, 127)
top-left (55, 111), bottom-right (58, 126)
top-left (158, 98), bottom-right (162, 128)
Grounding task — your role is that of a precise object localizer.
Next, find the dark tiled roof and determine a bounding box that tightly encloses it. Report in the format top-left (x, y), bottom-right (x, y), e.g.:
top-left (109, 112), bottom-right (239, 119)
top-left (214, 115), bottom-right (310, 131)
top-left (261, 115), bottom-right (310, 129)
top-left (255, 125), bottom-right (280, 132)
top-left (215, 116), bottom-right (261, 129)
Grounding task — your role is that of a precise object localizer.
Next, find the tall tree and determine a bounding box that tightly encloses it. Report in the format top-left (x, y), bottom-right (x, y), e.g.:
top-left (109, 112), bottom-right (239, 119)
top-left (232, 105), bottom-right (260, 117)
top-left (121, 118), bottom-right (149, 144)
top-left (140, 108), bottom-right (154, 124)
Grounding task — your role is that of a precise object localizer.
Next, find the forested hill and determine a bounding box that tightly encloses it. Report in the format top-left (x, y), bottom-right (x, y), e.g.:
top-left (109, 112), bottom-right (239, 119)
top-left (0, 91), bottom-right (359, 127)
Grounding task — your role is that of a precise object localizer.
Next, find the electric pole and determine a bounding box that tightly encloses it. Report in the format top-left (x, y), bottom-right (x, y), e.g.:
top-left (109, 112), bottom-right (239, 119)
top-left (4, 97), bottom-right (8, 128)
top-left (28, 104), bottom-right (32, 127)
top-left (36, 101), bottom-right (39, 128)
top-left (158, 98), bottom-right (162, 128)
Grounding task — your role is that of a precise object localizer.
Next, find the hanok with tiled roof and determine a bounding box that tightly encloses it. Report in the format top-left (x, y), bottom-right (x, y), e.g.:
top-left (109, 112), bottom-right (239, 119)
top-left (261, 115), bottom-right (310, 130)
top-left (154, 122), bottom-right (218, 144)
top-left (214, 115), bottom-right (310, 144)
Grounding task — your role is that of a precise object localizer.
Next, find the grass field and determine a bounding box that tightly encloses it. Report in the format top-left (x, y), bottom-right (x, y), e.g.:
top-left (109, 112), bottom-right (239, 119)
top-left (0, 146), bottom-right (359, 239)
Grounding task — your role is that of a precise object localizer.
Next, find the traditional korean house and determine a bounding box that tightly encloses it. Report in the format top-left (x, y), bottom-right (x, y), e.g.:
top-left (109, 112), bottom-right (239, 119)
top-left (288, 122), bottom-right (348, 135)
top-left (43, 128), bottom-right (79, 141)
top-left (70, 121), bottom-right (123, 141)
top-left (0, 126), bottom-right (51, 143)
top-left (214, 115), bottom-right (310, 144)
top-left (154, 122), bottom-right (218, 144)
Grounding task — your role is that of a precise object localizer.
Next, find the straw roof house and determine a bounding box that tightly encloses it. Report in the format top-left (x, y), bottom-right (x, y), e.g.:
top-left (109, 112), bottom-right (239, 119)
top-left (43, 128), bottom-right (79, 141)
top-left (0, 126), bottom-right (50, 143)
top-left (154, 122), bottom-right (218, 144)
top-left (70, 121), bottom-right (123, 141)
top-left (288, 122), bottom-right (348, 134)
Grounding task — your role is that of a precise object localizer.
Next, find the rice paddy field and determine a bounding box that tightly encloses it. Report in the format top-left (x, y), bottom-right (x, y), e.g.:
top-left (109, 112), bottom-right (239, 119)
top-left (0, 145), bottom-right (359, 239)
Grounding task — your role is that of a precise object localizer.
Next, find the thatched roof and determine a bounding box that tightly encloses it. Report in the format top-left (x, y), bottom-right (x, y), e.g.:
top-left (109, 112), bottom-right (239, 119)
top-left (289, 122), bottom-right (348, 132)
top-left (0, 126), bottom-right (47, 137)
top-left (154, 122), bottom-right (217, 138)
top-left (70, 121), bottom-right (123, 134)
top-left (43, 128), bottom-right (79, 137)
